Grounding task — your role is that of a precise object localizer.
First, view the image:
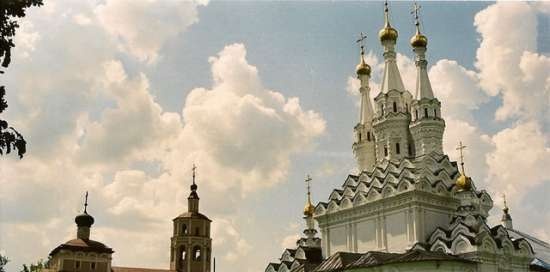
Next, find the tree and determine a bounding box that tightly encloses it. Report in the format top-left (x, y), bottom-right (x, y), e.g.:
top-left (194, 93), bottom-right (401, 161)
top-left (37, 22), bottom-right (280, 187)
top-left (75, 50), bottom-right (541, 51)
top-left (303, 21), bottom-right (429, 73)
top-left (0, 254), bottom-right (8, 272)
top-left (0, 0), bottom-right (44, 158)
top-left (20, 260), bottom-right (46, 272)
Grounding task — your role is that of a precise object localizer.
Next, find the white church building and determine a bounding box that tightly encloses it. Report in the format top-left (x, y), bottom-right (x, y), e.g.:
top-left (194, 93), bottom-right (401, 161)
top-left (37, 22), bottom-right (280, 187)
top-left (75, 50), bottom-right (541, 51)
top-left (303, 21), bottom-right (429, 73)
top-left (264, 2), bottom-right (550, 272)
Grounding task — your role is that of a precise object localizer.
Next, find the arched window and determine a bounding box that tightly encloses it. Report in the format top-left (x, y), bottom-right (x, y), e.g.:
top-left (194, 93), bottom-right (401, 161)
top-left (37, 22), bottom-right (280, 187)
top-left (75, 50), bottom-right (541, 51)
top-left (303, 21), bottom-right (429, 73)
top-left (424, 108), bottom-right (428, 118)
top-left (358, 132), bottom-right (362, 141)
top-left (182, 224), bottom-right (187, 235)
top-left (193, 246), bottom-right (202, 261)
top-left (367, 131), bottom-right (371, 141)
top-left (408, 144), bottom-right (412, 156)
top-left (396, 143), bottom-right (400, 154)
top-left (393, 102), bottom-right (397, 112)
top-left (434, 108), bottom-right (437, 117)
top-left (180, 245), bottom-right (187, 265)
top-left (415, 110), bottom-right (418, 120)
top-left (384, 146), bottom-right (388, 157)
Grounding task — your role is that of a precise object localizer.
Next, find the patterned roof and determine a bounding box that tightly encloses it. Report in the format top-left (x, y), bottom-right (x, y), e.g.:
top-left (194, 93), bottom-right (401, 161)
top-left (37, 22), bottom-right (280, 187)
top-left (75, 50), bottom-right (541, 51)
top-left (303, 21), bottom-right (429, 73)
top-left (49, 238), bottom-right (114, 256)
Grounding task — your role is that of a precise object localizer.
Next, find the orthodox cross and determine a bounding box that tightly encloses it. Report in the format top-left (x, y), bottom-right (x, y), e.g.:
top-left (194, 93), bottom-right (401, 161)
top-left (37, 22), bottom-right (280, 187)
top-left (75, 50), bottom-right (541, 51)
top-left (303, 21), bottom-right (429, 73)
top-left (84, 191), bottom-right (89, 214)
top-left (192, 164), bottom-right (197, 185)
top-left (456, 141), bottom-right (467, 174)
top-left (356, 32), bottom-right (367, 55)
top-left (305, 174), bottom-right (313, 200)
top-left (411, 2), bottom-right (421, 24)
top-left (503, 193), bottom-right (508, 209)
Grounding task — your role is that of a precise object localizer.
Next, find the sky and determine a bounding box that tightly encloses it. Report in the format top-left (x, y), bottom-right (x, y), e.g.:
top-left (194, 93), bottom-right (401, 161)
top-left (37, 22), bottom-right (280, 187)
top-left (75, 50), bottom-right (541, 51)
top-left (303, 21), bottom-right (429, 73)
top-left (0, 1), bottom-right (549, 271)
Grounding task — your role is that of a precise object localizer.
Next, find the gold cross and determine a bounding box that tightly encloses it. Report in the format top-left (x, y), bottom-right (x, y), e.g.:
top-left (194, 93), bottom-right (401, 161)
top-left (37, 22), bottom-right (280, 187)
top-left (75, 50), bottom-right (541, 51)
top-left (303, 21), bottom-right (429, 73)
top-left (356, 32), bottom-right (367, 54)
top-left (305, 174), bottom-right (313, 198)
top-left (456, 141), bottom-right (467, 174)
top-left (411, 2), bottom-right (421, 21)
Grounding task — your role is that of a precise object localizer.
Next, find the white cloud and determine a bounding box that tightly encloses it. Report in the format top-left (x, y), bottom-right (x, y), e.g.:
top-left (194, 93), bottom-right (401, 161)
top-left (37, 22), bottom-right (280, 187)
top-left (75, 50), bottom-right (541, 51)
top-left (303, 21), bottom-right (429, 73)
top-left (485, 121), bottom-right (550, 202)
top-left (280, 234), bottom-right (300, 250)
top-left (13, 21), bottom-right (40, 59)
top-left (95, 0), bottom-right (208, 63)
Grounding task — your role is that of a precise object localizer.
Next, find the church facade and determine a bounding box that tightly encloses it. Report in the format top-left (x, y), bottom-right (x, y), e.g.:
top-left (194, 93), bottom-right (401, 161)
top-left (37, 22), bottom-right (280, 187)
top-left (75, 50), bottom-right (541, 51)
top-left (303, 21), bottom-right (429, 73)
top-left (265, 2), bottom-right (550, 272)
top-left (44, 168), bottom-right (213, 272)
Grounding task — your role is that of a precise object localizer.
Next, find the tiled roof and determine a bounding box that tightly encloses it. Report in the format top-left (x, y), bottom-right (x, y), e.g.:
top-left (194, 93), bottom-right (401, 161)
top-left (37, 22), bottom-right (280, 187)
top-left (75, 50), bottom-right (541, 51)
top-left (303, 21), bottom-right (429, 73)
top-left (173, 211), bottom-right (211, 221)
top-left (49, 238), bottom-right (114, 256)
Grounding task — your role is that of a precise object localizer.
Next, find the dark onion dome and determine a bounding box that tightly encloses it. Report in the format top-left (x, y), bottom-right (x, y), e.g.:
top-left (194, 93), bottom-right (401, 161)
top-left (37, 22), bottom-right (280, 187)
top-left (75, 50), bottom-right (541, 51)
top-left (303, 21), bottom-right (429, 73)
top-left (49, 238), bottom-right (114, 256)
top-left (75, 212), bottom-right (94, 227)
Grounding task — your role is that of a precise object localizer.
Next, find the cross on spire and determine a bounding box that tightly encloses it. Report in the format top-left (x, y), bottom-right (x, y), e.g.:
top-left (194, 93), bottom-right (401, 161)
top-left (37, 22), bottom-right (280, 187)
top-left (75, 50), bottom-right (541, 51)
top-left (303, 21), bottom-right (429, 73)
top-left (383, 0), bottom-right (390, 27)
top-left (503, 193), bottom-right (508, 210)
top-left (411, 2), bottom-right (422, 33)
top-left (305, 174), bottom-right (312, 199)
top-left (192, 164), bottom-right (197, 185)
top-left (84, 191), bottom-right (89, 214)
top-left (456, 141), bottom-right (467, 175)
top-left (356, 32), bottom-right (367, 55)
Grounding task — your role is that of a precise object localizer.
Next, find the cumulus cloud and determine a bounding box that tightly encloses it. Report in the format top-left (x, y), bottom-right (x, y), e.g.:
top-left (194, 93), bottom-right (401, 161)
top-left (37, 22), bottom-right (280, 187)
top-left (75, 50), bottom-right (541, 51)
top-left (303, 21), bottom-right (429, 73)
top-left (95, 0), bottom-right (208, 63)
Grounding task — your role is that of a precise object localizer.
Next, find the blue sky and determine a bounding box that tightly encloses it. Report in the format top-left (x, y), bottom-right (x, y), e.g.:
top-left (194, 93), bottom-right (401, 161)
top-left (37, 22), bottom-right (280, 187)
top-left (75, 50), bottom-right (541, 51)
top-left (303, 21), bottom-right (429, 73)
top-left (1, 1), bottom-right (549, 272)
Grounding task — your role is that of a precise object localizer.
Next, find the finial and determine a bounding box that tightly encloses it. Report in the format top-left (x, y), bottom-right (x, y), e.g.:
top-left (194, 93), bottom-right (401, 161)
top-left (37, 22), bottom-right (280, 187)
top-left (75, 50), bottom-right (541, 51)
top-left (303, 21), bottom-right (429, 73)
top-left (456, 141), bottom-right (467, 175)
top-left (303, 175), bottom-right (315, 217)
top-left (384, 0), bottom-right (390, 28)
top-left (191, 164), bottom-right (198, 191)
top-left (503, 193), bottom-right (509, 211)
top-left (356, 32), bottom-right (367, 56)
top-left (412, 2), bottom-right (421, 34)
top-left (84, 191), bottom-right (89, 214)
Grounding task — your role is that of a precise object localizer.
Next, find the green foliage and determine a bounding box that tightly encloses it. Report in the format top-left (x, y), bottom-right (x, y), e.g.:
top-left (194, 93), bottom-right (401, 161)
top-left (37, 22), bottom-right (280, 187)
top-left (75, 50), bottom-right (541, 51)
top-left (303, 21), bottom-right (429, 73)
top-left (0, 254), bottom-right (9, 272)
top-left (0, 0), bottom-right (43, 158)
top-left (20, 259), bottom-right (46, 272)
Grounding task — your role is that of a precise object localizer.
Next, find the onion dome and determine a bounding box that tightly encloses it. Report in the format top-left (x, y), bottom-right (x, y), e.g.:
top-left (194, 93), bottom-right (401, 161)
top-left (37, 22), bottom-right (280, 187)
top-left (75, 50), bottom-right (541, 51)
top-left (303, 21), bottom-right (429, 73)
top-left (456, 174), bottom-right (472, 191)
top-left (356, 55), bottom-right (371, 76)
top-left (75, 212), bottom-right (94, 227)
top-left (410, 32), bottom-right (427, 48)
top-left (304, 200), bottom-right (315, 217)
top-left (379, 2), bottom-right (398, 43)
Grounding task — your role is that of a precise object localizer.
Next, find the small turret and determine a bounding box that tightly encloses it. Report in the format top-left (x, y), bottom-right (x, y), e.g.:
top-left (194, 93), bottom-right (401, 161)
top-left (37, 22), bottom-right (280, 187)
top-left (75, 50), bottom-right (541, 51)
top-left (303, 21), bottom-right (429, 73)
top-left (408, 2), bottom-right (445, 157)
top-left (75, 191), bottom-right (94, 240)
top-left (501, 194), bottom-right (513, 229)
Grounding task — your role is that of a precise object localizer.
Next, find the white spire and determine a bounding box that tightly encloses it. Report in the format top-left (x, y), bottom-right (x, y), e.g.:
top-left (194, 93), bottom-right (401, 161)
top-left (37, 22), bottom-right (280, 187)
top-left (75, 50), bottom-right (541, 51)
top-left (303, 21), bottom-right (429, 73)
top-left (411, 3), bottom-right (434, 99)
top-left (379, 1), bottom-right (406, 93)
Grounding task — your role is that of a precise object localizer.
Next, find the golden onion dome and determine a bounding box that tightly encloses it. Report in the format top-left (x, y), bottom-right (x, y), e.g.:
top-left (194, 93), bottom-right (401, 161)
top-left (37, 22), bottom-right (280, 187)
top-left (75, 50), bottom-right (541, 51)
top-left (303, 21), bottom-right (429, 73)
top-left (304, 201), bottom-right (315, 217)
top-left (456, 174), bottom-right (472, 191)
top-left (356, 56), bottom-right (371, 76)
top-left (379, 26), bottom-right (398, 43)
top-left (410, 33), bottom-right (428, 48)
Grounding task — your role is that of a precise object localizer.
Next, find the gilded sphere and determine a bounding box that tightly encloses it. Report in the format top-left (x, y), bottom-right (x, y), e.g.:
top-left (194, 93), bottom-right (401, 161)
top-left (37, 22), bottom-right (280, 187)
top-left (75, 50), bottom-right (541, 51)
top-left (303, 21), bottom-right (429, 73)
top-left (303, 202), bottom-right (315, 217)
top-left (379, 26), bottom-right (398, 42)
top-left (410, 33), bottom-right (428, 48)
top-left (356, 62), bottom-right (371, 76)
top-left (456, 174), bottom-right (472, 191)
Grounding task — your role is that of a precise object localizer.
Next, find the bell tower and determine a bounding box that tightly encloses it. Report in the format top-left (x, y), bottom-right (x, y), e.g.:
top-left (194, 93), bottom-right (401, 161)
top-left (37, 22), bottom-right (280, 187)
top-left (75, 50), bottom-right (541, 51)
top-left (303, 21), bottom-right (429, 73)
top-left (170, 165), bottom-right (212, 272)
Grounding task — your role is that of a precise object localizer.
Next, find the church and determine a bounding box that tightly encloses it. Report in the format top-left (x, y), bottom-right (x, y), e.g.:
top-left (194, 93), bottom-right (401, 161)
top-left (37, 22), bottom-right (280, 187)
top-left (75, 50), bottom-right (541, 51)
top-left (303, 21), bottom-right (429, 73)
top-left (264, 2), bottom-right (550, 272)
top-left (43, 166), bottom-right (213, 272)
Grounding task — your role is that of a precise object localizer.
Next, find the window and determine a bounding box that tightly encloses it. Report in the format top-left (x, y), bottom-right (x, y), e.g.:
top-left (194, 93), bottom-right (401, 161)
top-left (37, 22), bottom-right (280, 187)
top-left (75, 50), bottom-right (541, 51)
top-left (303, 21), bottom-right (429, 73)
top-left (396, 143), bottom-right (400, 154)
top-left (75, 261), bottom-right (81, 269)
top-left (358, 132), bottom-right (362, 141)
top-left (408, 144), bottom-right (412, 155)
top-left (195, 227), bottom-right (200, 236)
top-left (182, 224), bottom-right (187, 235)
top-left (415, 110), bottom-right (418, 120)
top-left (434, 108), bottom-right (438, 117)
top-left (381, 105), bottom-right (384, 116)
top-left (424, 108), bottom-right (428, 118)
top-left (367, 132), bottom-right (371, 141)
top-left (193, 246), bottom-right (202, 261)
top-left (405, 103), bottom-right (409, 112)
top-left (393, 101), bottom-right (397, 112)
top-left (91, 262), bottom-right (96, 270)
top-left (180, 245), bottom-right (187, 266)
top-left (384, 146), bottom-right (388, 157)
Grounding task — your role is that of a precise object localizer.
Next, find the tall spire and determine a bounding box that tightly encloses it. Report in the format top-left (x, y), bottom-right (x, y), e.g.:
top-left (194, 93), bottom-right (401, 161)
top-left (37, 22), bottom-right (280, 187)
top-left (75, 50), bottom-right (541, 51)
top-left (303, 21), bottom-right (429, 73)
top-left (410, 2), bottom-right (433, 99)
top-left (379, 0), bottom-right (405, 93)
top-left (355, 32), bottom-right (373, 125)
top-left (455, 141), bottom-right (472, 191)
top-left (302, 174), bottom-right (319, 247)
top-left (501, 194), bottom-right (513, 229)
top-left (188, 164), bottom-right (200, 213)
top-left (303, 175), bottom-right (314, 218)
top-left (84, 191), bottom-right (89, 214)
